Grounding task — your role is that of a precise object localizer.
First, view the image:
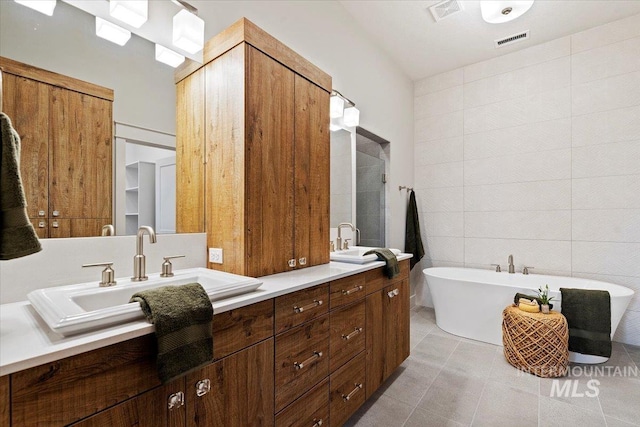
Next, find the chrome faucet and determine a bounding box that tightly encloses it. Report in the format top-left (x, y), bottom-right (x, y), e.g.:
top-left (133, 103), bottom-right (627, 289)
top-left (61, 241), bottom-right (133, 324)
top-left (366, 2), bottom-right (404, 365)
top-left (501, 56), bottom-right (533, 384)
top-left (336, 222), bottom-right (355, 251)
top-left (132, 226), bottom-right (157, 281)
top-left (508, 254), bottom-right (515, 274)
top-left (101, 224), bottom-right (114, 236)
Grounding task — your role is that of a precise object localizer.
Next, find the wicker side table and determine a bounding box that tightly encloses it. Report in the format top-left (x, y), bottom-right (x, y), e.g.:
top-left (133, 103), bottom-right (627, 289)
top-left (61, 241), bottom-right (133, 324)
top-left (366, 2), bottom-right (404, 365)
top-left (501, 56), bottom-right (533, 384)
top-left (502, 305), bottom-right (569, 378)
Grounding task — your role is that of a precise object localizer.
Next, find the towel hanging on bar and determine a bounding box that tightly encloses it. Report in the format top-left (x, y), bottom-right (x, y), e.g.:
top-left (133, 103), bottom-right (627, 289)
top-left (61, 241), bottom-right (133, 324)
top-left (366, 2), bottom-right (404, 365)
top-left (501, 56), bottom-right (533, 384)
top-left (404, 189), bottom-right (424, 270)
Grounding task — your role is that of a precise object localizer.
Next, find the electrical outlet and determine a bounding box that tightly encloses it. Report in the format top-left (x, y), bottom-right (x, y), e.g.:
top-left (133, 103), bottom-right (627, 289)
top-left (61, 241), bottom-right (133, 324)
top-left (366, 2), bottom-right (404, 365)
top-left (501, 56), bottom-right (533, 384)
top-left (209, 248), bottom-right (223, 264)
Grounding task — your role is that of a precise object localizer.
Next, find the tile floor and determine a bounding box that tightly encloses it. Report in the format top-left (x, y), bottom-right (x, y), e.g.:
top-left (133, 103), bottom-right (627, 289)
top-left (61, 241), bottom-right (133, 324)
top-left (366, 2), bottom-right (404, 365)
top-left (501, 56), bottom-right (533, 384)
top-left (345, 306), bottom-right (640, 427)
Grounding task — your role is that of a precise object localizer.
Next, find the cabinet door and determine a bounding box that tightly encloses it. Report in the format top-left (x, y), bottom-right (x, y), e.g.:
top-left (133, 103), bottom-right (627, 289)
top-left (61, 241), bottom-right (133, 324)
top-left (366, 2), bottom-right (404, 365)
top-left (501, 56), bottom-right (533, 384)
top-left (2, 72), bottom-right (50, 218)
top-left (186, 338), bottom-right (274, 427)
top-left (70, 380), bottom-right (186, 427)
top-left (293, 75), bottom-right (330, 269)
top-left (0, 375), bottom-right (8, 427)
top-left (245, 45), bottom-right (295, 277)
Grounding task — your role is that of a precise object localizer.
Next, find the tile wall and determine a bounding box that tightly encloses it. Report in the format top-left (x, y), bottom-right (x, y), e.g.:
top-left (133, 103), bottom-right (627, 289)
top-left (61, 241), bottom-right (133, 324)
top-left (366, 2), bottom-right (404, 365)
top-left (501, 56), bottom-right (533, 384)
top-left (412, 14), bottom-right (640, 345)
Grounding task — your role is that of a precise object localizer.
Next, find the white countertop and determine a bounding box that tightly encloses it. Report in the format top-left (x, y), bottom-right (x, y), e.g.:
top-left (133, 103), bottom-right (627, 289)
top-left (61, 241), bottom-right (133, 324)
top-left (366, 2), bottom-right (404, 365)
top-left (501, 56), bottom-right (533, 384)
top-left (0, 255), bottom-right (411, 376)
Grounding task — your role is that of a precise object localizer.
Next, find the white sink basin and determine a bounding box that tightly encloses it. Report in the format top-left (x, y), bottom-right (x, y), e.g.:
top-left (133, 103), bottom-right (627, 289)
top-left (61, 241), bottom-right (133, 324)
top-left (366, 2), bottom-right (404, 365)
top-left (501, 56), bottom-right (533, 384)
top-left (330, 246), bottom-right (402, 264)
top-left (27, 268), bottom-right (262, 337)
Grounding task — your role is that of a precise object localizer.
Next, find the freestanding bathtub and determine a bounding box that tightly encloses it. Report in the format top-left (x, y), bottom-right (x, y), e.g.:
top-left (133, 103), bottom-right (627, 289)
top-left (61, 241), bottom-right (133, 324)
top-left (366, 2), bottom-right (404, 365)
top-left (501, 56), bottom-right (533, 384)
top-left (423, 267), bottom-right (634, 364)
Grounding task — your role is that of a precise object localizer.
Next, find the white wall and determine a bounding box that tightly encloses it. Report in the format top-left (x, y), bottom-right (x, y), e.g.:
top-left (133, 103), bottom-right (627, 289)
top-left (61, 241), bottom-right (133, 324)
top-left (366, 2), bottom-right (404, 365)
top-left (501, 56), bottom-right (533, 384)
top-left (413, 14), bottom-right (640, 346)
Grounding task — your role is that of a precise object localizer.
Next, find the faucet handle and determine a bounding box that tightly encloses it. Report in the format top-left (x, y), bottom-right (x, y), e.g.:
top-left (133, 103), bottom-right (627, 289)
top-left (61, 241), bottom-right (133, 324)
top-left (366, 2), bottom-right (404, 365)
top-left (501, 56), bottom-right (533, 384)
top-left (330, 241), bottom-right (335, 252)
top-left (522, 266), bottom-right (534, 275)
top-left (161, 255), bottom-right (185, 277)
top-left (343, 239), bottom-right (351, 250)
top-left (490, 263), bottom-right (501, 272)
top-left (82, 262), bottom-right (117, 287)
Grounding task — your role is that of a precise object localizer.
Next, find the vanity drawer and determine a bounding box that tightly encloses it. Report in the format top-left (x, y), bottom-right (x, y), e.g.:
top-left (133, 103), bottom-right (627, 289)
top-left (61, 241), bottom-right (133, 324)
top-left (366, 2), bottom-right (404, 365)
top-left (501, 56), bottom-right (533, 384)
top-left (275, 314), bottom-right (330, 412)
top-left (329, 273), bottom-right (366, 309)
top-left (212, 298), bottom-right (274, 360)
top-left (329, 300), bottom-right (365, 373)
top-left (365, 259), bottom-right (409, 294)
top-left (330, 351), bottom-right (366, 427)
top-left (275, 283), bottom-right (329, 334)
top-left (275, 378), bottom-right (329, 427)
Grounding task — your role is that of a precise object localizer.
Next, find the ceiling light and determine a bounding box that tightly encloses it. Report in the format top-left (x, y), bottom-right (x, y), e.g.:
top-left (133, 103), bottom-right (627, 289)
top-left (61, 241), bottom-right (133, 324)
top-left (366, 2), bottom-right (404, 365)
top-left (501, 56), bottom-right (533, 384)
top-left (96, 17), bottom-right (131, 46)
top-left (172, 9), bottom-right (204, 54)
top-left (330, 95), bottom-right (344, 119)
top-left (480, 0), bottom-right (534, 24)
top-left (109, 0), bottom-right (148, 28)
top-left (155, 44), bottom-right (185, 68)
top-left (14, 0), bottom-right (56, 16)
top-left (343, 107), bottom-right (360, 127)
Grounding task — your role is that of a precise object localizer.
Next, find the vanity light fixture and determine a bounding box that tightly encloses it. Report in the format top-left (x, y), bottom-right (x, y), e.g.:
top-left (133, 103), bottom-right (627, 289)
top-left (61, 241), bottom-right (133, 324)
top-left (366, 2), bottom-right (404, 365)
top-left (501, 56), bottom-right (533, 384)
top-left (331, 90), bottom-right (359, 127)
top-left (343, 106), bottom-right (360, 127)
top-left (172, 9), bottom-right (205, 54)
top-left (155, 44), bottom-right (185, 68)
top-left (480, 0), bottom-right (534, 24)
top-left (330, 94), bottom-right (345, 119)
top-left (96, 17), bottom-right (131, 46)
top-left (109, 0), bottom-right (148, 29)
top-left (14, 0), bottom-right (56, 16)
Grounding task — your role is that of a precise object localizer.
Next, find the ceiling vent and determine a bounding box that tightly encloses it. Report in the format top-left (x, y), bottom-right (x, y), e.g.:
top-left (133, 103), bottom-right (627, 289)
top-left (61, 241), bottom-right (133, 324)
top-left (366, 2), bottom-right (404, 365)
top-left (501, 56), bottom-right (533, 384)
top-left (428, 0), bottom-right (464, 22)
top-left (495, 30), bottom-right (530, 48)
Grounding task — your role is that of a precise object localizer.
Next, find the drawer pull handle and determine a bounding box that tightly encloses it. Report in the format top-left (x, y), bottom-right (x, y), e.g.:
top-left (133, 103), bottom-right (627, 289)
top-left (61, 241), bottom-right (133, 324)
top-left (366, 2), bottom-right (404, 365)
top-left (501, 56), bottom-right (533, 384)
top-left (342, 285), bottom-right (363, 296)
top-left (299, 257), bottom-right (307, 266)
top-left (168, 391), bottom-right (184, 409)
top-left (342, 327), bottom-right (363, 340)
top-left (387, 288), bottom-right (400, 299)
top-left (195, 379), bottom-right (211, 397)
top-left (312, 419), bottom-right (323, 427)
top-left (294, 351), bottom-right (322, 370)
top-left (342, 383), bottom-right (363, 401)
top-left (294, 299), bottom-right (323, 313)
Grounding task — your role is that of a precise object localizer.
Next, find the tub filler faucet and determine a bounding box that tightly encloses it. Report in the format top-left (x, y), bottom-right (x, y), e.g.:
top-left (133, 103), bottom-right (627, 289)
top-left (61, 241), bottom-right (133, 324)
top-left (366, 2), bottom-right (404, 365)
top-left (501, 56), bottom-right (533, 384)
top-left (508, 254), bottom-right (515, 274)
top-left (132, 226), bottom-right (157, 281)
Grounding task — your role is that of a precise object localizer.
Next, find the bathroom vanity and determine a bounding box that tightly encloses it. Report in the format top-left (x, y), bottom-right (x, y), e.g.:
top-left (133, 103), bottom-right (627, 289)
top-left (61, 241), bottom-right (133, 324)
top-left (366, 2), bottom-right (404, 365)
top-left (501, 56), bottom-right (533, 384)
top-left (0, 259), bottom-right (410, 426)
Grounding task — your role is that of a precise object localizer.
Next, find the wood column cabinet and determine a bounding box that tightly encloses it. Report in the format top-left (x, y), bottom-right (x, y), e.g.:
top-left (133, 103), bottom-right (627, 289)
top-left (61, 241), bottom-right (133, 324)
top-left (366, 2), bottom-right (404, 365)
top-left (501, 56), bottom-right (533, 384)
top-left (0, 57), bottom-right (114, 238)
top-left (175, 18), bottom-right (331, 277)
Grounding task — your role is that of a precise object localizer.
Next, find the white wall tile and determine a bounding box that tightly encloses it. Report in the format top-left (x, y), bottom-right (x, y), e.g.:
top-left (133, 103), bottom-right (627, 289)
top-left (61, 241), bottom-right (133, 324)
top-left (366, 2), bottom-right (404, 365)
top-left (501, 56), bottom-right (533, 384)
top-left (464, 180), bottom-right (571, 212)
top-left (415, 161), bottom-right (463, 189)
top-left (415, 110), bottom-right (463, 142)
top-left (463, 37), bottom-right (570, 83)
top-left (572, 71), bottom-right (640, 116)
top-left (572, 105), bottom-right (640, 147)
top-left (415, 68), bottom-right (464, 96)
top-left (421, 211), bottom-right (464, 237)
top-left (414, 187), bottom-right (463, 212)
top-left (464, 88), bottom-right (571, 134)
top-left (423, 236), bottom-right (464, 263)
top-left (464, 238), bottom-right (572, 272)
top-left (573, 209), bottom-right (640, 243)
top-left (572, 13), bottom-right (640, 54)
top-left (572, 140), bottom-right (640, 178)
top-left (464, 119), bottom-right (571, 161)
top-left (465, 211), bottom-right (571, 241)
top-left (415, 86), bottom-right (463, 119)
top-left (573, 175), bottom-right (640, 209)
top-left (572, 36), bottom-right (640, 84)
top-left (464, 149), bottom-right (571, 186)
top-left (415, 136), bottom-right (463, 165)
top-left (571, 272), bottom-right (640, 312)
top-left (573, 241), bottom-right (640, 277)
top-left (464, 57), bottom-right (570, 109)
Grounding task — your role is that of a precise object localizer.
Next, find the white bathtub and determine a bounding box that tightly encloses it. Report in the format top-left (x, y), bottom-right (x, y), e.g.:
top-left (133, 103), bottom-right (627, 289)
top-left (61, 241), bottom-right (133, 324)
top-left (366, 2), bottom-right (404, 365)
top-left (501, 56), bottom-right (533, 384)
top-left (423, 267), bottom-right (634, 364)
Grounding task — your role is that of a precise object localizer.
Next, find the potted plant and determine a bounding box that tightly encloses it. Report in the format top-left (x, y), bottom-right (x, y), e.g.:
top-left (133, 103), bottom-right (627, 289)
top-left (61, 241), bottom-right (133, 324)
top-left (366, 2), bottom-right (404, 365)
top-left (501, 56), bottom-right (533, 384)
top-left (537, 284), bottom-right (554, 314)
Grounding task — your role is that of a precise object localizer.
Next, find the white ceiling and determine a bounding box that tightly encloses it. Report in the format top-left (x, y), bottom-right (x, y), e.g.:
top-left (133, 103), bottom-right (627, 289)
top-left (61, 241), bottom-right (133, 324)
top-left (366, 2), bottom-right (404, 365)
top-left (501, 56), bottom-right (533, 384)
top-left (338, 0), bottom-right (640, 81)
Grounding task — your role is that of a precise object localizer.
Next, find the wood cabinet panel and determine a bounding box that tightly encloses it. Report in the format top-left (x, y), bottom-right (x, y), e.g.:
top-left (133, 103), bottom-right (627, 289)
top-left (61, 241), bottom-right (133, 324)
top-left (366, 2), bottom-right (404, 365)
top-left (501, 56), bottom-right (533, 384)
top-left (329, 352), bottom-right (366, 427)
top-left (364, 259), bottom-right (410, 295)
top-left (329, 274), bottom-right (366, 310)
top-left (211, 299), bottom-right (274, 360)
top-left (275, 283), bottom-right (329, 334)
top-left (70, 380), bottom-right (186, 427)
top-left (275, 314), bottom-right (330, 412)
top-left (275, 378), bottom-right (329, 427)
top-left (329, 300), bottom-right (365, 373)
top-left (47, 218), bottom-right (110, 238)
top-left (186, 339), bottom-right (274, 427)
top-left (30, 218), bottom-right (48, 238)
top-left (0, 375), bottom-right (9, 427)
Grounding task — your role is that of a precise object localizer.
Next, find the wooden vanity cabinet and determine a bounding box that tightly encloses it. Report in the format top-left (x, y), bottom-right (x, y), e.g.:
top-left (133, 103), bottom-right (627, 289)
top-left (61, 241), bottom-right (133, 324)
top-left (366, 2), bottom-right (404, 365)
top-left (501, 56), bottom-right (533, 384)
top-left (0, 57), bottom-right (114, 238)
top-left (175, 18), bottom-right (330, 277)
top-left (0, 375), bottom-right (9, 427)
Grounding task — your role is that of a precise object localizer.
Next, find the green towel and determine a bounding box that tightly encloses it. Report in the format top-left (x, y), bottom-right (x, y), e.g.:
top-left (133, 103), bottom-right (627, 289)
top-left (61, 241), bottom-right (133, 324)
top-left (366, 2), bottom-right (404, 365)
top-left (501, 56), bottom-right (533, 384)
top-left (513, 293), bottom-right (553, 310)
top-left (560, 288), bottom-right (611, 358)
top-left (0, 112), bottom-right (41, 260)
top-left (364, 248), bottom-right (400, 279)
top-left (130, 283), bottom-right (214, 383)
top-left (404, 190), bottom-right (424, 270)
